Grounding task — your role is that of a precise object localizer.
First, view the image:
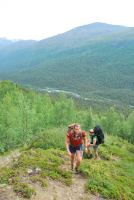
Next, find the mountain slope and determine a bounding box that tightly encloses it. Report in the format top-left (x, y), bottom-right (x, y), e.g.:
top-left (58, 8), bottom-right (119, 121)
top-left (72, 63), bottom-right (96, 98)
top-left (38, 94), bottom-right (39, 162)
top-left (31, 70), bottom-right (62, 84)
top-left (0, 133), bottom-right (134, 200)
top-left (0, 22), bottom-right (134, 106)
top-left (0, 22), bottom-right (129, 72)
top-left (0, 38), bottom-right (14, 49)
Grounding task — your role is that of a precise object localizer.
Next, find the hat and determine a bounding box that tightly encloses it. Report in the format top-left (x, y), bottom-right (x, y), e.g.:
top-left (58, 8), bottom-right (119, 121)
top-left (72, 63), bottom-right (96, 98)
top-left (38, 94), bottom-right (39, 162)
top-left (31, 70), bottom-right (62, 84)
top-left (89, 129), bottom-right (94, 133)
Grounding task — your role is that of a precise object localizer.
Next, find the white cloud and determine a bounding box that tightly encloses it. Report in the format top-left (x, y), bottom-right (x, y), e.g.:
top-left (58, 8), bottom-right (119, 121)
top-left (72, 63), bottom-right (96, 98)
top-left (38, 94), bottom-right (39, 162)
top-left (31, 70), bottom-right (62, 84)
top-left (0, 0), bottom-right (134, 40)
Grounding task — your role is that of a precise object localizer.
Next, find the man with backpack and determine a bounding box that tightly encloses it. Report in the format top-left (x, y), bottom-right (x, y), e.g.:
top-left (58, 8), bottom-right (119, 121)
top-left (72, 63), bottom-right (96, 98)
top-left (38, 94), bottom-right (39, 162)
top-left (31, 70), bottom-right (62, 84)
top-left (87, 125), bottom-right (104, 159)
top-left (66, 123), bottom-right (87, 172)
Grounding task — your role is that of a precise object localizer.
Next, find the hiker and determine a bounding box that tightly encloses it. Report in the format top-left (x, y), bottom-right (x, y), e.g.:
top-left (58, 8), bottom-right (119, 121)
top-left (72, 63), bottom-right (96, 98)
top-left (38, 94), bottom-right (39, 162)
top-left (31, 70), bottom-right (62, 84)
top-left (87, 125), bottom-right (104, 159)
top-left (66, 124), bottom-right (87, 172)
top-left (87, 128), bottom-right (99, 159)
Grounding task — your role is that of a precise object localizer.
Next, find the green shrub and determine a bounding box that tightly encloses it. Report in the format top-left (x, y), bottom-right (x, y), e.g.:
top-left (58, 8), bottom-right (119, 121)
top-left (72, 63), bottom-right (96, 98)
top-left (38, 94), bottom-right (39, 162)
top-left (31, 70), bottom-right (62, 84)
top-left (80, 135), bottom-right (134, 200)
top-left (13, 182), bottom-right (35, 199)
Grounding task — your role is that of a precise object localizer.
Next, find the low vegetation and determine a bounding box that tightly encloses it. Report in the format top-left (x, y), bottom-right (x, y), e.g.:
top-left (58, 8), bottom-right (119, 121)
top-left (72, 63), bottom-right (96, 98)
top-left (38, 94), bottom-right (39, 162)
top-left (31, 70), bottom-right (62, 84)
top-left (81, 135), bottom-right (134, 200)
top-left (0, 81), bottom-right (134, 199)
top-left (0, 148), bottom-right (72, 198)
top-left (0, 130), bottom-right (134, 199)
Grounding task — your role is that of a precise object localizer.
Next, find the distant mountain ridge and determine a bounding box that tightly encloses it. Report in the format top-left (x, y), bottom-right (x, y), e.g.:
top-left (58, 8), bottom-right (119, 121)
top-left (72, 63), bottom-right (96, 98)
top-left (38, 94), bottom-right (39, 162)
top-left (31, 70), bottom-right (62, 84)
top-left (0, 22), bottom-right (134, 106)
top-left (0, 38), bottom-right (14, 48)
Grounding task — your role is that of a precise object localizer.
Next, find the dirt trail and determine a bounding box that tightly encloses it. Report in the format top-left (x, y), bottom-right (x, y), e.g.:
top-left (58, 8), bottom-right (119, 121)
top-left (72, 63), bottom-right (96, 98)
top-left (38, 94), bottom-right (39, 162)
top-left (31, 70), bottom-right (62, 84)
top-left (0, 151), bottom-right (103, 200)
top-left (0, 185), bottom-right (20, 200)
top-left (31, 157), bottom-right (103, 200)
top-left (31, 173), bottom-right (101, 200)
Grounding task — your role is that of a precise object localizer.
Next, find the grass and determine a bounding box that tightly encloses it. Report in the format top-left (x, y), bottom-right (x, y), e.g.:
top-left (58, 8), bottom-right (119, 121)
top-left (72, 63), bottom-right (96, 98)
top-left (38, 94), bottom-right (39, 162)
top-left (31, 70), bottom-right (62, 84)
top-left (80, 135), bottom-right (134, 200)
top-left (25, 127), bottom-right (66, 150)
top-left (0, 148), bottom-right (72, 198)
top-left (13, 182), bottom-right (35, 199)
top-left (0, 128), bottom-right (134, 199)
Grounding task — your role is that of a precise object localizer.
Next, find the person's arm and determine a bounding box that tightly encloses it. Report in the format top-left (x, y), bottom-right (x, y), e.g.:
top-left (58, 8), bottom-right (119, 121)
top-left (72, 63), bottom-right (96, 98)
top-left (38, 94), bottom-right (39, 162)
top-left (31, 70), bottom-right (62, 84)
top-left (84, 136), bottom-right (88, 152)
top-left (82, 132), bottom-right (88, 152)
top-left (93, 137), bottom-right (97, 146)
top-left (83, 135), bottom-right (86, 146)
top-left (89, 139), bottom-right (96, 147)
top-left (65, 136), bottom-right (71, 156)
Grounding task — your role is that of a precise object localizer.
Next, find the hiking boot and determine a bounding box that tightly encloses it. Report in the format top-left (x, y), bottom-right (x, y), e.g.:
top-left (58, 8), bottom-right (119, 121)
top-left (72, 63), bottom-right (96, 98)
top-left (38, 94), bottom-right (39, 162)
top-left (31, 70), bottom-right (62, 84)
top-left (94, 157), bottom-right (100, 160)
top-left (71, 164), bottom-right (74, 171)
top-left (71, 166), bottom-right (74, 171)
top-left (75, 166), bottom-right (79, 173)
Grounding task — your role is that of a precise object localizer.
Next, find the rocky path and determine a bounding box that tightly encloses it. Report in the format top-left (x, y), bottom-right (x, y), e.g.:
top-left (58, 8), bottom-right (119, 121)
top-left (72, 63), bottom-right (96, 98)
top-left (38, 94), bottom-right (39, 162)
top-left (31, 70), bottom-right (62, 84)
top-left (0, 151), bottom-right (103, 200)
top-left (31, 158), bottom-right (102, 200)
top-left (0, 185), bottom-right (20, 200)
top-left (31, 172), bottom-right (100, 200)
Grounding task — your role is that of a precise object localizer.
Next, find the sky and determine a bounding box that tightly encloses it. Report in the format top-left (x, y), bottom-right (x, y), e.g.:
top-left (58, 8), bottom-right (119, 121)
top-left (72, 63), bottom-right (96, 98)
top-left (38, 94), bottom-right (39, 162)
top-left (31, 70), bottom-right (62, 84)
top-left (0, 0), bottom-right (134, 40)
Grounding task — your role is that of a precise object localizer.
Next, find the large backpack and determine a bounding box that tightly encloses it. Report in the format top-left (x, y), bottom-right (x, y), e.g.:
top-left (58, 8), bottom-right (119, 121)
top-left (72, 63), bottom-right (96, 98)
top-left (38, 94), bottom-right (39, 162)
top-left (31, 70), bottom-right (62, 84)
top-left (68, 123), bottom-right (75, 132)
top-left (94, 125), bottom-right (104, 145)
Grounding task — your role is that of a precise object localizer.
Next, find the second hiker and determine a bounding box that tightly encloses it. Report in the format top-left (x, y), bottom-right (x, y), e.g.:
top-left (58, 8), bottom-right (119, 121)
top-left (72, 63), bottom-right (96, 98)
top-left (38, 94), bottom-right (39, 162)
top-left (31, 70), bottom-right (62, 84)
top-left (87, 125), bottom-right (104, 159)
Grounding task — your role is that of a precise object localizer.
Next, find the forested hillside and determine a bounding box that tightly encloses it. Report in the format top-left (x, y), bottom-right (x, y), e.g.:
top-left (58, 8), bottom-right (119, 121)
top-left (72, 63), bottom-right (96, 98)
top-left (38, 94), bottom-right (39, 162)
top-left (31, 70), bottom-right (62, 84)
top-left (0, 81), bottom-right (134, 153)
top-left (0, 23), bottom-right (134, 106)
top-left (0, 81), bottom-right (134, 200)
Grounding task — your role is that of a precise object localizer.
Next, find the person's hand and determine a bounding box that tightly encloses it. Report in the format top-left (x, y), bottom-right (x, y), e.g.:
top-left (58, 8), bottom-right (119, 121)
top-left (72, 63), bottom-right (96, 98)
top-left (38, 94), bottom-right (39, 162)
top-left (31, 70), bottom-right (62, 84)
top-left (67, 150), bottom-right (71, 157)
top-left (85, 147), bottom-right (88, 153)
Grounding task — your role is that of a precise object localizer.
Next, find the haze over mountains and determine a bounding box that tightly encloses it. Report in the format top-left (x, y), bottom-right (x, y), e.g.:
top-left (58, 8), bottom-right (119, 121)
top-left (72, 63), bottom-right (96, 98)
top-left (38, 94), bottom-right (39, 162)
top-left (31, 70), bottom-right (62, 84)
top-left (0, 22), bottom-right (134, 107)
